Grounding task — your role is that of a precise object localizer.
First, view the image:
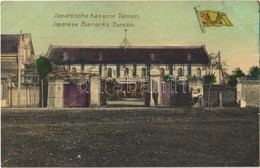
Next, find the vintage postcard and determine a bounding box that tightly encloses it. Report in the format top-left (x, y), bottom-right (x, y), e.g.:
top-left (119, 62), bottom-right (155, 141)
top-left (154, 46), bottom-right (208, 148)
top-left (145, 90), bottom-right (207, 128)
top-left (1, 0), bottom-right (259, 167)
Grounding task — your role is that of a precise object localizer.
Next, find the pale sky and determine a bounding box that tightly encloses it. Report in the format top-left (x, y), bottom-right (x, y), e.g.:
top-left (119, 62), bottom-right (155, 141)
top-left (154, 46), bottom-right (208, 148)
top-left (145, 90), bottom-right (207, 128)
top-left (1, 1), bottom-right (259, 74)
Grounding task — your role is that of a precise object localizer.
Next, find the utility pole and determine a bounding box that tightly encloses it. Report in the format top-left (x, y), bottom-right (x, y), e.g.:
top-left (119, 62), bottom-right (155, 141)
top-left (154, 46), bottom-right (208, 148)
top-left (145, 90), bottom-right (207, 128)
top-left (18, 30), bottom-right (22, 107)
top-left (219, 51), bottom-right (222, 84)
top-left (218, 51), bottom-right (226, 85)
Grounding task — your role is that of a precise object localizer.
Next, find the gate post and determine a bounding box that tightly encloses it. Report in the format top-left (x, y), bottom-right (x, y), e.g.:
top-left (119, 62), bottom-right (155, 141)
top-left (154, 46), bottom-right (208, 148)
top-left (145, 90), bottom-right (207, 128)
top-left (47, 79), bottom-right (64, 108)
top-left (100, 79), bottom-right (107, 106)
top-left (90, 70), bottom-right (100, 107)
top-left (150, 68), bottom-right (161, 107)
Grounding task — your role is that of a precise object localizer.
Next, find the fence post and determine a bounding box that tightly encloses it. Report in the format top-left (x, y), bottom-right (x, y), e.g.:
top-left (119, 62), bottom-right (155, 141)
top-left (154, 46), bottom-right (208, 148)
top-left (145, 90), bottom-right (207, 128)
top-left (219, 92), bottom-right (223, 107)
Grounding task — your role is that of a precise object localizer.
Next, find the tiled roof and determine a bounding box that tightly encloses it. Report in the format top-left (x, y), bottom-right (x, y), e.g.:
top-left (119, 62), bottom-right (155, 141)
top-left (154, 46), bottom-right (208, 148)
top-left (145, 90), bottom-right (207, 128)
top-left (48, 46), bottom-right (210, 64)
top-left (1, 35), bottom-right (20, 54)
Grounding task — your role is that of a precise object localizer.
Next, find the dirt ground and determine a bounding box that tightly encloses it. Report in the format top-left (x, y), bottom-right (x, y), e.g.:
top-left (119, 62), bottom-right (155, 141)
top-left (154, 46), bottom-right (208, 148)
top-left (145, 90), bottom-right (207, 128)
top-left (1, 107), bottom-right (259, 167)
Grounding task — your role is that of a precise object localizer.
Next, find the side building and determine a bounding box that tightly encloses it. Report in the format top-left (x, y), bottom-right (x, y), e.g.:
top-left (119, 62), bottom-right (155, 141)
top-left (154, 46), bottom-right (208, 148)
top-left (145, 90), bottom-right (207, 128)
top-left (1, 33), bottom-right (39, 107)
top-left (46, 45), bottom-right (210, 107)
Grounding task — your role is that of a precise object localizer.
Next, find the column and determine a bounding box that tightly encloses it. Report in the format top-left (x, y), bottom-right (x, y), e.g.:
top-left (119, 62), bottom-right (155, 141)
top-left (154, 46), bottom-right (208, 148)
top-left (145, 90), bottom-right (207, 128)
top-left (90, 70), bottom-right (100, 107)
top-left (99, 64), bottom-right (102, 77)
top-left (150, 67), bottom-right (161, 107)
top-left (133, 63), bottom-right (137, 78)
top-left (116, 64), bottom-right (120, 77)
top-left (169, 64), bottom-right (173, 76)
top-left (187, 64), bottom-right (191, 77)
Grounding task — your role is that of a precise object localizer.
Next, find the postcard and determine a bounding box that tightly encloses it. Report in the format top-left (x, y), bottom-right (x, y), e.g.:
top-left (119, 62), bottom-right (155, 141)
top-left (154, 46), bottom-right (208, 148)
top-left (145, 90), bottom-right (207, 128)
top-left (1, 1), bottom-right (259, 167)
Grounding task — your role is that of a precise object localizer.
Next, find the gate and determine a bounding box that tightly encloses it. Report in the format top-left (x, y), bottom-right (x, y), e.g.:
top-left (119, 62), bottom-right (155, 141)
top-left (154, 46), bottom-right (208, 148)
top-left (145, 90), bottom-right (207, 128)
top-left (161, 82), bottom-right (171, 106)
top-left (170, 82), bottom-right (192, 107)
top-left (64, 83), bottom-right (90, 107)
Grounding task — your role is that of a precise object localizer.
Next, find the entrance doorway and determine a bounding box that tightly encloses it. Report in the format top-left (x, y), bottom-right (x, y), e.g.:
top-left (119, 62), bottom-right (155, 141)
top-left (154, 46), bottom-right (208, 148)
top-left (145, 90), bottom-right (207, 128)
top-left (100, 79), bottom-right (149, 107)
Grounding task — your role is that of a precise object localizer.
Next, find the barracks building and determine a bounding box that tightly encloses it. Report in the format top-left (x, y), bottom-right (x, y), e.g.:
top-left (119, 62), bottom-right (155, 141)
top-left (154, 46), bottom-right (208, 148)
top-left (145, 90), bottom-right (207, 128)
top-left (46, 45), bottom-right (210, 108)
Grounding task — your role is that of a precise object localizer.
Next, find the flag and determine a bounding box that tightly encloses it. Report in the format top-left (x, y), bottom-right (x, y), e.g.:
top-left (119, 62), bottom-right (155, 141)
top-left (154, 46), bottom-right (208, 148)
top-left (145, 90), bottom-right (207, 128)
top-left (199, 10), bottom-right (233, 27)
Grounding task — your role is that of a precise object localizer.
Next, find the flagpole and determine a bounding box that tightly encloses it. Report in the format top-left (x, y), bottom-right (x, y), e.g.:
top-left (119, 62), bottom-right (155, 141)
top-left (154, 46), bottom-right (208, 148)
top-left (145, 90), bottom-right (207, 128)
top-left (194, 7), bottom-right (205, 33)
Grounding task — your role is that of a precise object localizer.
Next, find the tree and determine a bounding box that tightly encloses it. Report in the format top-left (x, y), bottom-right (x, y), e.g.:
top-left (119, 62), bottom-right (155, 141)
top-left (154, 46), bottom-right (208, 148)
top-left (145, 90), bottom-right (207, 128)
top-left (202, 53), bottom-right (219, 106)
top-left (203, 73), bottom-right (216, 106)
top-left (208, 51), bottom-right (229, 85)
top-left (248, 66), bottom-right (260, 79)
top-left (162, 74), bottom-right (174, 83)
top-left (203, 74), bottom-right (216, 84)
top-left (228, 68), bottom-right (245, 87)
top-left (36, 56), bottom-right (52, 107)
top-left (36, 56), bottom-right (52, 79)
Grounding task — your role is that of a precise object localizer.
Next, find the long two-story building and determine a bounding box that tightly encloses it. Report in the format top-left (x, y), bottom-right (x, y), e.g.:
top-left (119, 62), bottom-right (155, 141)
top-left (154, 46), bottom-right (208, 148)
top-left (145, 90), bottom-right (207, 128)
top-left (46, 44), bottom-right (210, 107)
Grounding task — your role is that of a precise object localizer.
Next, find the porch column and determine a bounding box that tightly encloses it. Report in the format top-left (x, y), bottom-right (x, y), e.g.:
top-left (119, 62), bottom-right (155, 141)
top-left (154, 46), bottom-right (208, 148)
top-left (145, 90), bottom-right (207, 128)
top-left (150, 67), bottom-right (161, 107)
top-left (90, 70), bottom-right (100, 107)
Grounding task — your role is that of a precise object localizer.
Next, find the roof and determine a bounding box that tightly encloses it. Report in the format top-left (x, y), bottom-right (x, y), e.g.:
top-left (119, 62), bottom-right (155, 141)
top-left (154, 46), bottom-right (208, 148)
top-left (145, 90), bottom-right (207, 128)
top-left (1, 35), bottom-right (20, 54)
top-left (48, 45), bottom-right (210, 64)
top-left (1, 34), bottom-right (35, 55)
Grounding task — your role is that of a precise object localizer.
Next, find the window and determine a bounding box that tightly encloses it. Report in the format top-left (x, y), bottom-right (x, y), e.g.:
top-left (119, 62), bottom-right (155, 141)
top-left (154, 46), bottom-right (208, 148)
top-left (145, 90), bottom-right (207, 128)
top-left (178, 68), bottom-right (183, 76)
top-left (124, 68), bottom-right (129, 77)
top-left (196, 68), bottom-right (201, 77)
top-left (107, 68), bottom-right (112, 78)
top-left (141, 68), bottom-right (146, 77)
top-left (160, 68), bottom-right (165, 78)
top-left (72, 67), bottom-right (76, 74)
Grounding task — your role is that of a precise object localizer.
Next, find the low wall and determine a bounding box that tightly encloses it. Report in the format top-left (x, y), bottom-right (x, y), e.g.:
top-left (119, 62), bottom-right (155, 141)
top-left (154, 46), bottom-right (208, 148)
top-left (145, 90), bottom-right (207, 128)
top-left (203, 85), bottom-right (237, 107)
top-left (8, 86), bottom-right (40, 107)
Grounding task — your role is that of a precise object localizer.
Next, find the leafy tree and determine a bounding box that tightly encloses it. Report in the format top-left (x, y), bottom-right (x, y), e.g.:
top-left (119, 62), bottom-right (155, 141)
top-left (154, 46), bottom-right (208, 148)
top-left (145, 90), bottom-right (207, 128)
top-left (36, 56), bottom-right (52, 79)
top-left (203, 73), bottom-right (216, 106)
top-left (248, 66), bottom-right (260, 79)
top-left (203, 52), bottom-right (229, 85)
top-left (228, 68), bottom-right (245, 87)
top-left (162, 75), bottom-right (174, 83)
top-left (203, 74), bottom-right (216, 84)
top-left (36, 56), bottom-right (52, 107)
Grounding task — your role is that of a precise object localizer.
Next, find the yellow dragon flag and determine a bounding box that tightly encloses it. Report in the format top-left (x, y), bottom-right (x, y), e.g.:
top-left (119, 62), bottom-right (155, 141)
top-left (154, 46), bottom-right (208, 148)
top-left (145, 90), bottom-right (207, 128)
top-left (199, 10), bottom-right (233, 27)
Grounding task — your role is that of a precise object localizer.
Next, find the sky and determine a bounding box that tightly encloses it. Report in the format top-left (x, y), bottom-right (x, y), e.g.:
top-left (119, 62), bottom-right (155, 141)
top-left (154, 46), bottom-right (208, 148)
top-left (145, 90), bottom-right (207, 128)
top-left (1, 1), bottom-right (259, 74)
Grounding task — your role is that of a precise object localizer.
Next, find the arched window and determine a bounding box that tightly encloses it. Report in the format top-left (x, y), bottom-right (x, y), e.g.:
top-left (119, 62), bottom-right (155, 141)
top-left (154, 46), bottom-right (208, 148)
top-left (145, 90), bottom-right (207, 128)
top-left (72, 67), bottom-right (76, 74)
top-left (196, 68), bottom-right (201, 77)
top-left (178, 68), bottom-right (183, 76)
top-left (107, 68), bottom-right (112, 78)
top-left (124, 68), bottom-right (129, 77)
top-left (160, 68), bottom-right (165, 77)
top-left (141, 68), bottom-right (146, 77)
